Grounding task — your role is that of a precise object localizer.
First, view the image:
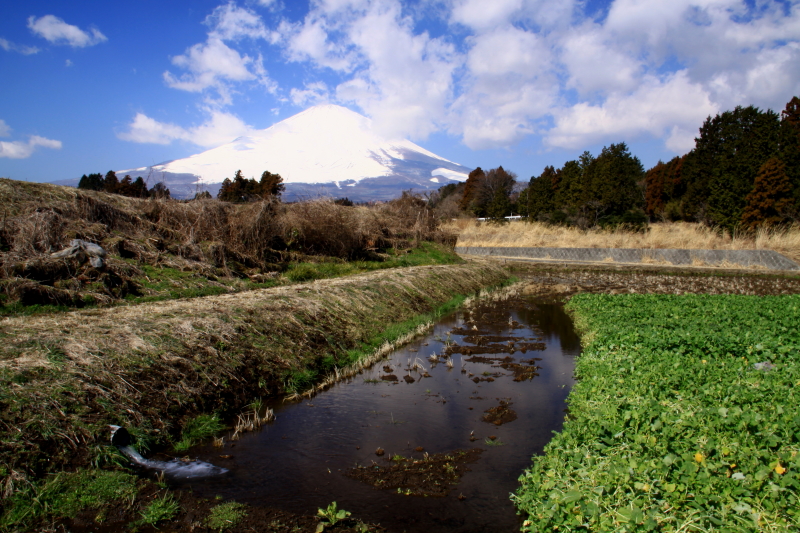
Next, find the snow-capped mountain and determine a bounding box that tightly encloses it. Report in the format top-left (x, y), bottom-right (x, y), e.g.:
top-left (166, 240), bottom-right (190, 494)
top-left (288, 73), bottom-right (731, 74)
top-left (118, 105), bottom-right (471, 201)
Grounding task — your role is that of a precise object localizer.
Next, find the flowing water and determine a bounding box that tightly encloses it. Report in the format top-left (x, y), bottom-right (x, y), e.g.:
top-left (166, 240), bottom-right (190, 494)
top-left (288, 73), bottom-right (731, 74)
top-left (168, 294), bottom-right (580, 532)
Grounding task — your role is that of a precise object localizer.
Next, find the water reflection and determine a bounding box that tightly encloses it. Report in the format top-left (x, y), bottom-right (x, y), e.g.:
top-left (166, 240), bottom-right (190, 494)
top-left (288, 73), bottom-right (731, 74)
top-left (175, 293), bottom-right (579, 533)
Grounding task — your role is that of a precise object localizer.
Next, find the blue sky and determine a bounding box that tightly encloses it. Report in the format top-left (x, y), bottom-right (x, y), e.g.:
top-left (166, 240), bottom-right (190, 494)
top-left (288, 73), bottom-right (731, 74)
top-left (1, 0), bottom-right (799, 184)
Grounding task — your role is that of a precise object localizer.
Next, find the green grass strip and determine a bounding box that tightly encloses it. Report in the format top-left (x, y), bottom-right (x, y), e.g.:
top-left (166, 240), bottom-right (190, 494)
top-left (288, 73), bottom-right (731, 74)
top-left (285, 276), bottom-right (517, 393)
top-left (514, 293), bottom-right (800, 532)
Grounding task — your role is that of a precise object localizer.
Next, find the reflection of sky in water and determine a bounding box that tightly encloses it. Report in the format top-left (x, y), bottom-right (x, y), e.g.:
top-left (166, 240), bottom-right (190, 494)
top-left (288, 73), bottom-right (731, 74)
top-left (174, 298), bottom-right (579, 533)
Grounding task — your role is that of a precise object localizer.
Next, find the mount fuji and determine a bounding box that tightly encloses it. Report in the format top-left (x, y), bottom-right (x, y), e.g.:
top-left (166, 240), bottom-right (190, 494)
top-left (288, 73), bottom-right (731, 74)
top-left (118, 105), bottom-right (472, 201)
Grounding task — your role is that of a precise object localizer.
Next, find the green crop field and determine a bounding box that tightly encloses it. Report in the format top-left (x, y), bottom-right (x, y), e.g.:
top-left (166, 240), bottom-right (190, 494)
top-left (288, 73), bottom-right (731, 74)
top-left (514, 294), bottom-right (800, 532)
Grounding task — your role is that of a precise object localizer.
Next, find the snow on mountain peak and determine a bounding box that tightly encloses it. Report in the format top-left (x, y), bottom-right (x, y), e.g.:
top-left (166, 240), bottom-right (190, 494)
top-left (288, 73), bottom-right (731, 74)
top-left (119, 104), bottom-right (470, 200)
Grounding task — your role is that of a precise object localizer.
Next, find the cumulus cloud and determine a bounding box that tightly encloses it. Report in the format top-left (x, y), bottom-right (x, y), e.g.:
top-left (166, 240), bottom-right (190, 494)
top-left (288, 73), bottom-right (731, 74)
top-left (0, 37), bottom-right (40, 55)
top-left (27, 15), bottom-right (106, 47)
top-left (0, 134), bottom-right (62, 159)
top-left (560, 25), bottom-right (642, 96)
top-left (290, 81), bottom-right (330, 106)
top-left (283, 0), bottom-right (459, 139)
top-left (447, 25), bottom-right (556, 148)
top-left (546, 71), bottom-right (718, 151)
top-left (206, 3), bottom-right (278, 42)
top-left (163, 5), bottom-right (277, 105)
top-left (118, 110), bottom-right (255, 148)
top-left (151, 0), bottom-right (800, 156)
top-left (0, 119), bottom-right (10, 137)
top-left (165, 38), bottom-right (257, 94)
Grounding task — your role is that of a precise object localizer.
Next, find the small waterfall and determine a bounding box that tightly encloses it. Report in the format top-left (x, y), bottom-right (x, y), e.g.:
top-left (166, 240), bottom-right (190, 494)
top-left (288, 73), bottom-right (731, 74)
top-left (111, 426), bottom-right (228, 480)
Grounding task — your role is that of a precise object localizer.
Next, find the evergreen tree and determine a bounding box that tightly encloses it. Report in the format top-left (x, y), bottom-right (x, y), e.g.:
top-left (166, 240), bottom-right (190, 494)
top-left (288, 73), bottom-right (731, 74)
top-left (132, 177), bottom-right (148, 197)
top-left (475, 166), bottom-right (515, 218)
top-left (780, 96), bottom-right (800, 206)
top-left (149, 182), bottom-right (170, 199)
top-left (741, 157), bottom-right (793, 228)
top-left (459, 167), bottom-right (485, 213)
top-left (525, 166), bottom-right (558, 220)
top-left (554, 160), bottom-right (583, 211)
top-left (645, 155), bottom-right (686, 220)
top-left (103, 170), bottom-right (119, 193)
top-left (585, 143), bottom-right (644, 224)
top-left (78, 173), bottom-right (104, 191)
top-left (259, 170), bottom-right (285, 199)
top-left (217, 178), bottom-right (234, 201)
top-left (486, 185), bottom-right (511, 223)
top-left (684, 105), bottom-right (781, 230)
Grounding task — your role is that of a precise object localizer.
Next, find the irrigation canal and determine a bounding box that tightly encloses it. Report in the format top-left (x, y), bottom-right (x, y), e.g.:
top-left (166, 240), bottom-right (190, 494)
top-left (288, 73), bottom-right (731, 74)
top-left (171, 290), bottom-right (580, 532)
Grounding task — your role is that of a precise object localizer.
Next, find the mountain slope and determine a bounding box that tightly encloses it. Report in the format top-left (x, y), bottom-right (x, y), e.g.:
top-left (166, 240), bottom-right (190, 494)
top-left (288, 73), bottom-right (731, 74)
top-left (119, 105), bottom-right (471, 201)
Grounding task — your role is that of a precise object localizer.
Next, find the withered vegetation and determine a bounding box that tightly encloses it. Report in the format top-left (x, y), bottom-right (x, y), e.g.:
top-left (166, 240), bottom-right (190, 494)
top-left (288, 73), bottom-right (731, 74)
top-left (0, 260), bottom-right (507, 488)
top-left (0, 179), bottom-right (454, 312)
top-left (0, 178), bottom-right (511, 524)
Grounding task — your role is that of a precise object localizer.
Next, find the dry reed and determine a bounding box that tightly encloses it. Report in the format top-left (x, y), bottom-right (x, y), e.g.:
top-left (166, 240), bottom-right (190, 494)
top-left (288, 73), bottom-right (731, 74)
top-left (445, 219), bottom-right (800, 263)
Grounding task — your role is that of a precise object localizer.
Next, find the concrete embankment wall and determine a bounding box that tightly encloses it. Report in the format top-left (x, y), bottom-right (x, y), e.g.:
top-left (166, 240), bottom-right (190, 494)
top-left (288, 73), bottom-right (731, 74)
top-left (456, 246), bottom-right (800, 271)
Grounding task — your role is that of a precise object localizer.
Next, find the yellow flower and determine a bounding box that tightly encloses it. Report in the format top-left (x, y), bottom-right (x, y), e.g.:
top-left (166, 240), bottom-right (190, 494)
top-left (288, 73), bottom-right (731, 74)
top-left (694, 452), bottom-right (704, 463)
top-left (775, 464), bottom-right (786, 475)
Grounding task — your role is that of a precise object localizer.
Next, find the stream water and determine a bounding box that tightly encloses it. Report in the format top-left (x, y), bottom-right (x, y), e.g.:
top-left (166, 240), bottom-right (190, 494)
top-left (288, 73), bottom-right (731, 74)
top-left (170, 294), bottom-right (580, 532)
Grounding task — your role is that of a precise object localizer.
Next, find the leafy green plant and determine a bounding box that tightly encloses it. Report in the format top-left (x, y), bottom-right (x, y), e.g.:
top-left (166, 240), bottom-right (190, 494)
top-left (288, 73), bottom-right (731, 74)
top-left (174, 413), bottom-right (226, 451)
top-left (515, 294), bottom-right (800, 532)
top-left (316, 501), bottom-right (351, 532)
top-left (206, 501), bottom-right (247, 532)
top-left (138, 493), bottom-right (179, 526)
top-left (0, 469), bottom-right (138, 530)
top-left (484, 438), bottom-right (505, 446)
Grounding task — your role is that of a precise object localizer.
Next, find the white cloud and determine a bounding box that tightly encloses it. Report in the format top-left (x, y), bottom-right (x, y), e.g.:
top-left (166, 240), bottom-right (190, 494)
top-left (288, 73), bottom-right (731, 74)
top-left (448, 25), bottom-right (556, 149)
top-left (164, 37), bottom-right (261, 103)
top-left (450, 0), bottom-right (576, 32)
top-left (65, 59), bottom-right (73, 67)
top-left (27, 15), bottom-right (106, 47)
top-left (342, 2), bottom-right (460, 139)
top-left (0, 37), bottom-right (40, 55)
top-left (546, 71), bottom-right (718, 151)
top-left (450, 0), bottom-right (523, 32)
top-left (0, 135), bottom-right (62, 159)
top-left (560, 25), bottom-right (642, 96)
top-left (0, 119), bottom-right (10, 137)
top-left (163, 5), bottom-right (277, 105)
top-left (206, 3), bottom-right (277, 42)
top-left (118, 110), bottom-right (255, 148)
top-left (290, 81), bottom-right (330, 106)
top-left (284, 0), bottom-right (459, 139)
top-left (149, 0), bottom-right (800, 157)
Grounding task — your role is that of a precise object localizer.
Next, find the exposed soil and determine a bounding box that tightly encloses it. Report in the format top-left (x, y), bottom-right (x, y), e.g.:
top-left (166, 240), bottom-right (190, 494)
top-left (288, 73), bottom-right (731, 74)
top-left (346, 449), bottom-right (483, 497)
top-left (483, 400), bottom-right (517, 426)
top-left (61, 478), bottom-right (382, 533)
top-left (510, 263), bottom-right (800, 296)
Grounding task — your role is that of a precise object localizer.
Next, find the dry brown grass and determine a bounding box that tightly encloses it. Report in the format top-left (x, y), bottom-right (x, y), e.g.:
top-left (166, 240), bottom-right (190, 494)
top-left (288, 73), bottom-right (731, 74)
top-left (0, 261), bottom-right (507, 482)
top-left (445, 219), bottom-right (800, 263)
top-left (0, 179), bottom-right (455, 307)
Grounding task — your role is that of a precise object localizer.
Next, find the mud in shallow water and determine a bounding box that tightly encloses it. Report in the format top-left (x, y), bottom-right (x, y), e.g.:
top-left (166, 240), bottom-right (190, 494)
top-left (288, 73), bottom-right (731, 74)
top-left (169, 291), bottom-right (580, 533)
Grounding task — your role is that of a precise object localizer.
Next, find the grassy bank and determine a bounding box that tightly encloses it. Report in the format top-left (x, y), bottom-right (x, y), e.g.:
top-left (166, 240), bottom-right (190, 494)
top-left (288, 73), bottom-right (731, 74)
top-left (0, 261), bottom-right (507, 526)
top-left (445, 219), bottom-right (800, 264)
top-left (514, 293), bottom-right (800, 532)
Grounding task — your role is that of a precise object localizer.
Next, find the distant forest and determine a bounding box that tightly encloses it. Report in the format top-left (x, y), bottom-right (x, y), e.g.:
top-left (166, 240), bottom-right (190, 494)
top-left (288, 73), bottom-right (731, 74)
top-left (431, 96), bottom-right (800, 232)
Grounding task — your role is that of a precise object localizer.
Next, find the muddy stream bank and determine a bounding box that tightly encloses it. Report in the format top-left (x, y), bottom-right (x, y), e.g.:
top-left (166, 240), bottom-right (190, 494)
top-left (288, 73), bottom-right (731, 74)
top-left (163, 289), bottom-right (580, 532)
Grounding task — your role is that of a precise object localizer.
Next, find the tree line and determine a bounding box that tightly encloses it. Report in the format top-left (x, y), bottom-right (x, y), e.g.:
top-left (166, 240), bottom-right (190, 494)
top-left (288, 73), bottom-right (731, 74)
top-left (216, 170), bottom-right (284, 202)
top-left (431, 95), bottom-right (800, 232)
top-left (78, 171), bottom-right (171, 199)
top-left (77, 168), bottom-right (285, 203)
